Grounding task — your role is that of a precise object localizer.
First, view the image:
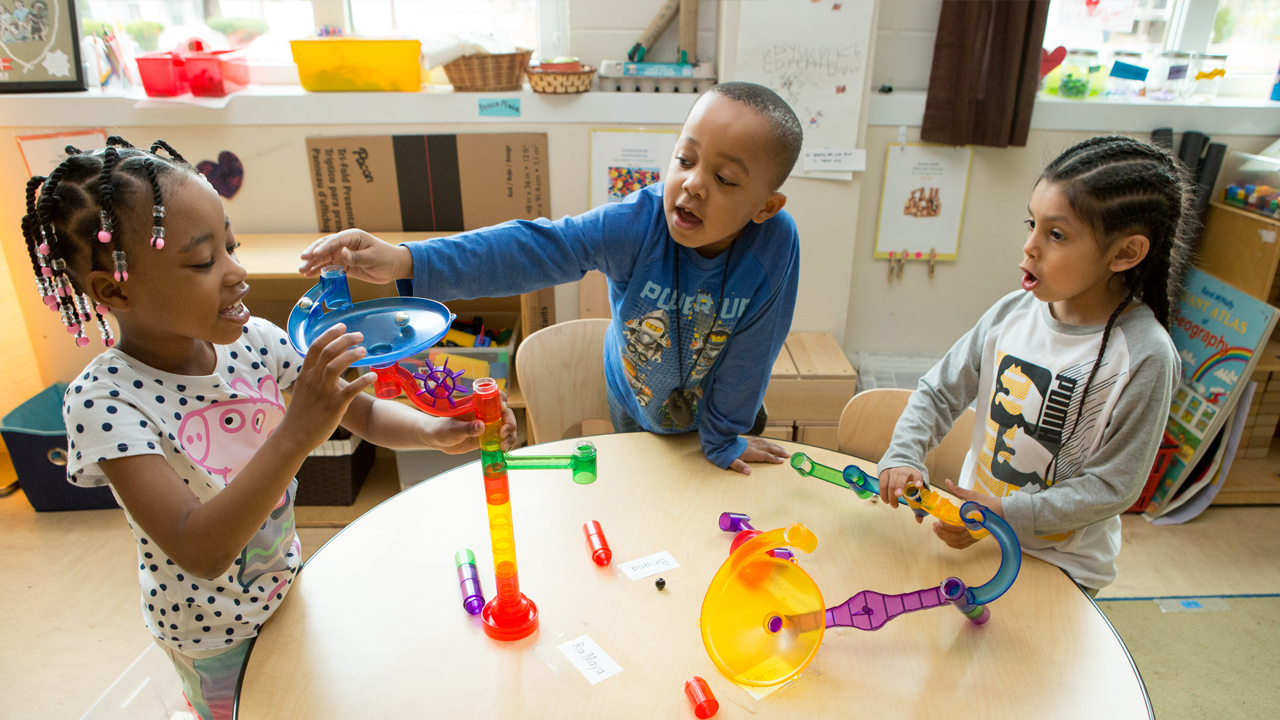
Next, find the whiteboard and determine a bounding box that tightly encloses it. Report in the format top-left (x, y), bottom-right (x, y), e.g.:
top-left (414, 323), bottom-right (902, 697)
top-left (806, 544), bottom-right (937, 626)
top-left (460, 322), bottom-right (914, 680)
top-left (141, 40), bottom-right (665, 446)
top-left (732, 0), bottom-right (874, 181)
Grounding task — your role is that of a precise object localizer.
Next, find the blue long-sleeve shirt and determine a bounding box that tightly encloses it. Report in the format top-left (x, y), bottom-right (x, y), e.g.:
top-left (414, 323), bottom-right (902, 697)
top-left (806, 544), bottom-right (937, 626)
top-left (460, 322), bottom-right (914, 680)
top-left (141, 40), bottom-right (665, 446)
top-left (396, 183), bottom-right (800, 468)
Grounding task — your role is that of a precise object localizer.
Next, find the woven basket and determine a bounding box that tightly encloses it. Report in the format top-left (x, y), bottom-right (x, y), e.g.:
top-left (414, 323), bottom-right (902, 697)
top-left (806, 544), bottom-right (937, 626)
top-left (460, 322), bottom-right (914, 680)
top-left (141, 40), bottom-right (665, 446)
top-left (443, 49), bottom-right (533, 92)
top-left (296, 431), bottom-right (375, 506)
top-left (527, 65), bottom-right (596, 94)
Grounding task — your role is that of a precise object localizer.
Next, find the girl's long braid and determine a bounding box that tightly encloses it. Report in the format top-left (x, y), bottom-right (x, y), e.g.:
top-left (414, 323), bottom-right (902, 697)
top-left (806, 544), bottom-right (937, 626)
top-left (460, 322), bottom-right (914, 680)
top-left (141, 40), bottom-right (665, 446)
top-left (36, 159), bottom-right (90, 344)
top-left (1042, 136), bottom-right (1193, 480)
top-left (150, 140), bottom-right (188, 165)
top-left (21, 176), bottom-right (55, 310)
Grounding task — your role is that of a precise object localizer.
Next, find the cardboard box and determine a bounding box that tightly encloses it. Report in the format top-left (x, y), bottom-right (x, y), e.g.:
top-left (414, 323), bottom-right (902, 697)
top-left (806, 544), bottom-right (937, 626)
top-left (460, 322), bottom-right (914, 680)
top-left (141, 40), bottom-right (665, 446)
top-left (305, 133), bottom-right (549, 233)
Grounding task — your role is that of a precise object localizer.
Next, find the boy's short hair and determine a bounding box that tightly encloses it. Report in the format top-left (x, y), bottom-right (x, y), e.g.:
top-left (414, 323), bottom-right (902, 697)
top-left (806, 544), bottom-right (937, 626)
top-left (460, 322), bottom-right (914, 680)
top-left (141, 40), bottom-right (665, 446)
top-left (704, 82), bottom-right (803, 190)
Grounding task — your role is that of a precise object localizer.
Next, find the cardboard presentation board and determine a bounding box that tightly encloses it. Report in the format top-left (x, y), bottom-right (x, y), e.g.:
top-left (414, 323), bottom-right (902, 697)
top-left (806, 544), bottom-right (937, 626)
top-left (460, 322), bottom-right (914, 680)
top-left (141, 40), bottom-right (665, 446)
top-left (305, 133), bottom-right (550, 233)
top-left (305, 132), bottom-right (555, 336)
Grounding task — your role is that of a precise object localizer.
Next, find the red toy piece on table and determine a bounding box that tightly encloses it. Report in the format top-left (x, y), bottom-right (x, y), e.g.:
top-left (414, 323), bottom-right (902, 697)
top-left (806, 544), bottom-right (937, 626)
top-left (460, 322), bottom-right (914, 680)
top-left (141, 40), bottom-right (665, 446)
top-left (684, 676), bottom-right (718, 718)
top-left (583, 520), bottom-right (612, 566)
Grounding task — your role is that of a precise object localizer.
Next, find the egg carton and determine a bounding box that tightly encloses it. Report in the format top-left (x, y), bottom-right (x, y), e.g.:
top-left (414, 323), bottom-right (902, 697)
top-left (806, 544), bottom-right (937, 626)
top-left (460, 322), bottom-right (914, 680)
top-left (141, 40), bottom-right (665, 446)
top-left (596, 60), bottom-right (717, 93)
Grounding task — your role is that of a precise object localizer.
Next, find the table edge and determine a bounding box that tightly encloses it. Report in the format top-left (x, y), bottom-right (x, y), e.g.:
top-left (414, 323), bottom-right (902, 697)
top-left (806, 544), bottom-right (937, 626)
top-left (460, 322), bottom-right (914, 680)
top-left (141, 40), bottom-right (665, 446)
top-left (233, 437), bottom-right (1154, 719)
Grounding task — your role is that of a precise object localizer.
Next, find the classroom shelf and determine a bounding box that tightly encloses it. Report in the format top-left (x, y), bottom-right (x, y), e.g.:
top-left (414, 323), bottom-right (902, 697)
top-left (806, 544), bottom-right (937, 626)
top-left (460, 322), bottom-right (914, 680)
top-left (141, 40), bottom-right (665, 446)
top-left (867, 91), bottom-right (1280, 135)
top-left (0, 85), bottom-right (698, 129)
top-left (1214, 436), bottom-right (1280, 505)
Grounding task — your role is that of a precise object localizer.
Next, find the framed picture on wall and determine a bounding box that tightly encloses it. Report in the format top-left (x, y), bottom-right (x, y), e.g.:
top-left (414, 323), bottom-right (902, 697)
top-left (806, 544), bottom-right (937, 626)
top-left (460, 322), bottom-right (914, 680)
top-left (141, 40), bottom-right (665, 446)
top-left (0, 0), bottom-right (86, 93)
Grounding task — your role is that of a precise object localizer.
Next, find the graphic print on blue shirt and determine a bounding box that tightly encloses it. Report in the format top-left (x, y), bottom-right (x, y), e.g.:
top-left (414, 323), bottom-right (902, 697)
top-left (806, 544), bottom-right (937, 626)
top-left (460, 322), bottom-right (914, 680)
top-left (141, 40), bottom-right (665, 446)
top-left (620, 276), bottom-right (750, 430)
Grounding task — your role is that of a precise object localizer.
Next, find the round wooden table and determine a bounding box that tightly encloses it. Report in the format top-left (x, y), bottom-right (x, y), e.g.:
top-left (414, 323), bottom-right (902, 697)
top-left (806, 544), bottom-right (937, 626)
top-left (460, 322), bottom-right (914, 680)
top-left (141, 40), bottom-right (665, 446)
top-left (238, 434), bottom-right (1151, 719)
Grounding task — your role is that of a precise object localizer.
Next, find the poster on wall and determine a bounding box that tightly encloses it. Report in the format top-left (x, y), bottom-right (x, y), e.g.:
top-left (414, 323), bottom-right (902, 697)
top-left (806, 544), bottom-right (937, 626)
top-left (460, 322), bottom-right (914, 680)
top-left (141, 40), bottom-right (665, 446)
top-left (589, 128), bottom-right (679, 209)
top-left (0, 0), bottom-right (86, 93)
top-left (304, 133), bottom-right (549, 233)
top-left (16, 128), bottom-right (106, 175)
top-left (874, 143), bottom-right (973, 261)
top-left (732, 0), bottom-right (873, 181)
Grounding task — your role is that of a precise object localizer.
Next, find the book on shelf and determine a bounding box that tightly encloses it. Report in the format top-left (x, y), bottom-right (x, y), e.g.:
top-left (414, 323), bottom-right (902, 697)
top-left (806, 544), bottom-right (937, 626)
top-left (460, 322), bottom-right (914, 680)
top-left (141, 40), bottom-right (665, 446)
top-left (1152, 382), bottom-right (1254, 525)
top-left (1144, 268), bottom-right (1280, 520)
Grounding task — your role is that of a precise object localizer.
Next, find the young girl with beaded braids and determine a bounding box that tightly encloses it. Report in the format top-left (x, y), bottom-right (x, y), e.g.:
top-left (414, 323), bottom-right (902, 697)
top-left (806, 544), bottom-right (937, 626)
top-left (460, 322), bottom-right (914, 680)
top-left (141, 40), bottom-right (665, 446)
top-left (21, 137), bottom-right (515, 720)
top-left (877, 136), bottom-right (1192, 595)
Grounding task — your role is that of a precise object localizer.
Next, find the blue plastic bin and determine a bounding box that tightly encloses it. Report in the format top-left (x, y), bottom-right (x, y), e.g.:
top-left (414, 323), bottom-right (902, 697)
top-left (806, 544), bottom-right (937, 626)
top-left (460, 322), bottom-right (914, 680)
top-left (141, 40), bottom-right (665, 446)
top-left (0, 383), bottom-right (118, 512)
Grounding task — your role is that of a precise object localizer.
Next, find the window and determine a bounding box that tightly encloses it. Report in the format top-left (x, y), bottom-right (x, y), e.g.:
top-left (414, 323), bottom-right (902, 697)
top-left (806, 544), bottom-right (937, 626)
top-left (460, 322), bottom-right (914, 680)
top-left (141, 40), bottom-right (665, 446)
top-left (79, 0), bottom-right (316, 54)
top-left (1044, 0), bottom-right (1280, 95)
top-left (1043, 0), bottom-right (1181, 58)
top-left (1206, 0), bottom-right (1280, 75)
top-left (347, 0), bottom-right (539, 54)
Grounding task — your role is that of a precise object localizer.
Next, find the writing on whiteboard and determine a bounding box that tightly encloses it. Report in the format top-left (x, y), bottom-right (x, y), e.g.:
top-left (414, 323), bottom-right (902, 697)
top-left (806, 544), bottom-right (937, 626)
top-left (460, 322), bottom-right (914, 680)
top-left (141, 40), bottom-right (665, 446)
top-left (761, 43), bottom-right (863, 78)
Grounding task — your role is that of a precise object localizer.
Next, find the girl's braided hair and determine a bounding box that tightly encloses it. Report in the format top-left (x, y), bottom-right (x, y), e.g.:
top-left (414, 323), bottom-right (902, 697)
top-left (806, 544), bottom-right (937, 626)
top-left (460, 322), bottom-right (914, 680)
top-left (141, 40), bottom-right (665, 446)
top-left (1041, 136), bottom-right (1194, 473)
top-left (20, 136), bottom-right (194, 347)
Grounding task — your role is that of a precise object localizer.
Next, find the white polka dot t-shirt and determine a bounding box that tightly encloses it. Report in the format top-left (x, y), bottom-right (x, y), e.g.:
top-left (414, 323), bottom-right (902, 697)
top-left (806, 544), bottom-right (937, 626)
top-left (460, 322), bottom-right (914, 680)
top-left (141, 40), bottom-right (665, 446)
top-left (64, 317), bottom-right (305, 657)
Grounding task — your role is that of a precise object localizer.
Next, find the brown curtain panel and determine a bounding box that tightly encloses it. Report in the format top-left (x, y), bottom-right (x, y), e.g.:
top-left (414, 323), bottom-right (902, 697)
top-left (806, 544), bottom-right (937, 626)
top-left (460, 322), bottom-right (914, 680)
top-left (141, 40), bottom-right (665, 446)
top-left (921, 0), bottom-right (1051, 148)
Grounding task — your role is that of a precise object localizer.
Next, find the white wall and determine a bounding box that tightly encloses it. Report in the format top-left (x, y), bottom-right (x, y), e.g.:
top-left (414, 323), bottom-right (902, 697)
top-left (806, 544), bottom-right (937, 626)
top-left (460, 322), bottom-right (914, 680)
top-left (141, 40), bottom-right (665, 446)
top-left (872, 0), bottom-right (941, 91)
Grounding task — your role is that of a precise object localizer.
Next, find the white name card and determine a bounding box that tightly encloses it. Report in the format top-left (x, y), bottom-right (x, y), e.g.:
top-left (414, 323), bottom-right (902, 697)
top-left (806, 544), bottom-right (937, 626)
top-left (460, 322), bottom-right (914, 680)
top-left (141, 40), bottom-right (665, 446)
top-left (618, 550), bottom-right (680, 580)
top-left (557, 635), bottom-right (623, 685)
top-left (803, 148), bottom-right (867, 172)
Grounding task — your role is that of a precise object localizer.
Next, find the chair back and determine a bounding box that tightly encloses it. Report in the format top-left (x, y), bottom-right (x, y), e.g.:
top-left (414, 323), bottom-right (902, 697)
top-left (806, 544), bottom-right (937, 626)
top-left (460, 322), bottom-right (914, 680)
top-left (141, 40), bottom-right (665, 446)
top-left (515, 319), bottom-right (612, 444)
top-left (836, 388), bottom-right (975, 484)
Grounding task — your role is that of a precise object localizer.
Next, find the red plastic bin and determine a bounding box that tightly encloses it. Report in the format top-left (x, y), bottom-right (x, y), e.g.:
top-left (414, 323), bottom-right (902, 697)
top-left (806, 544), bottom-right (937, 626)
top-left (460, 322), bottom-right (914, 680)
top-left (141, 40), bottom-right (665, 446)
top-left (136, 50), bottom-right (189, 96)
top-left (1126, 431), bottom-right (1179, 513)
top-left (186, 50), bottom-right (249, 96)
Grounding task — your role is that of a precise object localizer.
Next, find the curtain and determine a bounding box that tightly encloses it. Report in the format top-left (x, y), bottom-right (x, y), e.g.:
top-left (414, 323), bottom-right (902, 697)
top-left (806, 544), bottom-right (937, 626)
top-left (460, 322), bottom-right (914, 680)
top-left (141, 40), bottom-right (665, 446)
top-left (921, 0), bottom-right (1051, 148)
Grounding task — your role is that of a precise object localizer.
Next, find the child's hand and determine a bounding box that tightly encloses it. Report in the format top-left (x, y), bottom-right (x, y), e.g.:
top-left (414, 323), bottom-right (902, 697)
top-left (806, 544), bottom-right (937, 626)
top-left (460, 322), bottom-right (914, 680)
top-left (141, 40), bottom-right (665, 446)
top-left (298, 229), bottom-right (413, 284)
top-left (422, 393), bottom-right (519, 454)
top-left (942, 478), bottom-right (1003, 516)
top-left (278, 324), bottom-right (377, 453)
top-left (931, 480), bottom-right (1000, 550)
top-left (727, 437), bottom-right (791, 475)
top-left (879, 466), bottom-right (925, 511)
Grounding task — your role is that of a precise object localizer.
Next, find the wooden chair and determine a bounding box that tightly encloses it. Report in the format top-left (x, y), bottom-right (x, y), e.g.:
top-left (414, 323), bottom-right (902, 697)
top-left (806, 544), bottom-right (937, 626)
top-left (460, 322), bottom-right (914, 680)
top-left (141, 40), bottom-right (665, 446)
top-left (836, 388), bottom-right (976, 485)
top-left (515, 319), bottom-right (613, 445)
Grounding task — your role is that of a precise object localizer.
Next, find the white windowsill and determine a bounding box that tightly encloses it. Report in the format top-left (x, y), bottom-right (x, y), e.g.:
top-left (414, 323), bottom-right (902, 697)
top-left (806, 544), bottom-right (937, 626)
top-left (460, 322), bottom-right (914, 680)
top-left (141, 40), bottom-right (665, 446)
top-left (2, 85), bottom-right (1276, 135)
top-left (0, 84), bottom-right (698, 127)
top-left (868, 90), bottom-right (1280, 136)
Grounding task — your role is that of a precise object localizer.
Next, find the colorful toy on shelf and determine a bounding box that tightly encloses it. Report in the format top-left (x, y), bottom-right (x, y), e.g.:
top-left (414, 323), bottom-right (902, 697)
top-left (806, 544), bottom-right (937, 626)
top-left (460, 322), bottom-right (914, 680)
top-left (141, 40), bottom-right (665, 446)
top-left (455, 549), bottom-right (485, 615)
top-left (583, 520), bottom-right (612, 566)
top-left (289, 266), bottom-right (599, 640)
top-left (789, 453), bottom-right (989, 539)
top-left (699, 502), bottom-right (1021, 687)
top-left (1223, 183), bottom-right (1280, 218)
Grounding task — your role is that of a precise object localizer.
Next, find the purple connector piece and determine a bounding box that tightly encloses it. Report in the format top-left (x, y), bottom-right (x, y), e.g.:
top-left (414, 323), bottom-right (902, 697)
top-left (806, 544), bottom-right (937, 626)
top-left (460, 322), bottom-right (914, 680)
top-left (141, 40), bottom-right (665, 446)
top-left (454, 549), bottom-right (485, 615)
top-left (824, 587), bottom-right (950, 631)
top-left (719, 512), bottom-right (752, 532)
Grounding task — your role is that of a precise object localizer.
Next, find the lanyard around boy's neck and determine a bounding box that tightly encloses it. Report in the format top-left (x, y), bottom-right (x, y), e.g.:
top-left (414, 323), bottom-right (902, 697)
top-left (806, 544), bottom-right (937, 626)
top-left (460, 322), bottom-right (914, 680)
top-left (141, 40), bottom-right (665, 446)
top-left (668, 242), bottom-right (734, 427)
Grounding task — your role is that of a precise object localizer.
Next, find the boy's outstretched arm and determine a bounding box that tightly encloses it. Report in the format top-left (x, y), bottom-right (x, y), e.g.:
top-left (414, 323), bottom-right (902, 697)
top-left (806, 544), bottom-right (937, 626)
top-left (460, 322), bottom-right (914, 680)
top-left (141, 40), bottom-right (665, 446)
top-left (302, 193), bottom-right (655, 301)
top-left (698, 242), bottom-right (799, 474)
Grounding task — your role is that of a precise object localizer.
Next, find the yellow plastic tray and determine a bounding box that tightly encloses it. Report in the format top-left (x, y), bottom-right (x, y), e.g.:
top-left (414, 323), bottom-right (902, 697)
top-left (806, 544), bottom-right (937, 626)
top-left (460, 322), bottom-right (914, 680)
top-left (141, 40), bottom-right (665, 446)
top-left (290, 38), bottom-right (422, 92)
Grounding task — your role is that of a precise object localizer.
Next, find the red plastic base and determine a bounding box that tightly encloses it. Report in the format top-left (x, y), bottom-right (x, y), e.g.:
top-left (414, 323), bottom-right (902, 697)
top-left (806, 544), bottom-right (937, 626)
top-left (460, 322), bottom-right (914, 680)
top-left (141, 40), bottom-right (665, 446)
top-left (481, 594), bottom-right (539, 641)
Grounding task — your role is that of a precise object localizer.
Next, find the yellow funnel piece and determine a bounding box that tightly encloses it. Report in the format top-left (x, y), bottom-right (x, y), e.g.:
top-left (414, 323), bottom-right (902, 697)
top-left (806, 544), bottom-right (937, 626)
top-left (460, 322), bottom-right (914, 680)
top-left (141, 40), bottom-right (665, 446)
top-left (699, 524), bottom-right (825, 687)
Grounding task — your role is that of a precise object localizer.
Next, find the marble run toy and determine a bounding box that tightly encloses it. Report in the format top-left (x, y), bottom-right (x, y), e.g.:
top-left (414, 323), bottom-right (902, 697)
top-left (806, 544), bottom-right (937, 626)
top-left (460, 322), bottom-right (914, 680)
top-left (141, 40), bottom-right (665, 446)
top-left (290, 266), bottom-right (598, 640)
top-left (789, 453), bottom-right (989, 539)
top-left (700, 504), bottom-right (1020, 688)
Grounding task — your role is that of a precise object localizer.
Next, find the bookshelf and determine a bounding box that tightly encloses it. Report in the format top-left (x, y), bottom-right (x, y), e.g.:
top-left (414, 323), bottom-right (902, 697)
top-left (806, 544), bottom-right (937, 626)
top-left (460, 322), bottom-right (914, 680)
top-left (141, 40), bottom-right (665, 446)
top-left (1194, 202), bottom-right (1280, 504)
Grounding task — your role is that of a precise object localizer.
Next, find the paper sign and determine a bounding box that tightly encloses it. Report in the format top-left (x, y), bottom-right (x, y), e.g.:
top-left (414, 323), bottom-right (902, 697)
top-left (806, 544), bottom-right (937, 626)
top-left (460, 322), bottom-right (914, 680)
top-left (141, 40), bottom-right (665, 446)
top-left (16, 129), bottom-right (108, 176)
top-left (479, 98), bottom-right (521, 117)
top-left (618, 550), bottom-right (680, 580)
top-left (803, 148), bottom-right (866, 172)
top-left (556, 635), bottom-right (623, 685)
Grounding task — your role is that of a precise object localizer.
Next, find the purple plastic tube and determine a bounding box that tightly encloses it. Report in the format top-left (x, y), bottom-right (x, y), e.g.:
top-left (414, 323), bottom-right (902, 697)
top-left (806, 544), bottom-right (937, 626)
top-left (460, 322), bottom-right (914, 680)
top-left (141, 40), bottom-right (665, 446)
top-left (454, 549), bottom-right (485, 615)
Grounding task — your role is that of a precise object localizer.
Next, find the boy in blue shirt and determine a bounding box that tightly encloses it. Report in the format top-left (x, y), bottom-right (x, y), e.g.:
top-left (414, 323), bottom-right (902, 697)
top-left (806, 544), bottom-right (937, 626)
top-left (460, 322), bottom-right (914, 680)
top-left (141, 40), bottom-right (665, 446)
top-left (298, 82), bottom-right (802, 474)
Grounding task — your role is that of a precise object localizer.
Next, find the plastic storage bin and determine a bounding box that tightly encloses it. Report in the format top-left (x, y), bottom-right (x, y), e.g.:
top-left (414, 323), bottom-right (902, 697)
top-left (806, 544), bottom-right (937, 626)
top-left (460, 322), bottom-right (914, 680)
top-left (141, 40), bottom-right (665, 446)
top-left (186, 49), bottom-right (249, 96)
top-left (1188, 53), bottom-right (1226, 101)
top-left (1214, 151), bottom-right (1280, 220)
top-left (136, 51), bottom-right (190, 97)
top-left (1105, 51), bottom-right (1148, 99)
top-left (1, 383), bottom-right (118, 512)
top-left (1057, 49), bottom-right (1099, 99)
top-left (290, 38), bottom-right (423, 92)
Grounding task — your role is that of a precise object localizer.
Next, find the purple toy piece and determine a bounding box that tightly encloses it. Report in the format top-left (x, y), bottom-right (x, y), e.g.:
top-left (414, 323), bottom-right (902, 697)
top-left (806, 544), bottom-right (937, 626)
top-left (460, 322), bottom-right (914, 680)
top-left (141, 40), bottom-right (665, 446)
top-left (825, 587), bottom-right (950, 631)
top-left (413, 359), bottom-right (470, 408)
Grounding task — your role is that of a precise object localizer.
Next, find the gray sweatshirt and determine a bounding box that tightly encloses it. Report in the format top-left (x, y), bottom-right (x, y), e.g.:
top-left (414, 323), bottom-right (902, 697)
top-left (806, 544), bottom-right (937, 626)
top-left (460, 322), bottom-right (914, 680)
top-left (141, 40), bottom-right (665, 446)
top-left (879, 290), bottom-right (1178, 589)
